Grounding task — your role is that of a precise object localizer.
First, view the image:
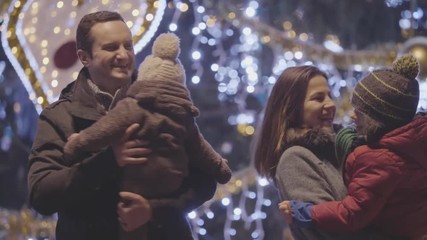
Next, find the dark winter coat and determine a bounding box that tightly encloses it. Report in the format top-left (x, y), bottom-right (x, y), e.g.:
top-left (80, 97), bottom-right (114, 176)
top-left (28, 68), bottom-right (216, 240)
top-left (64, 79), bottom-right (230, 198)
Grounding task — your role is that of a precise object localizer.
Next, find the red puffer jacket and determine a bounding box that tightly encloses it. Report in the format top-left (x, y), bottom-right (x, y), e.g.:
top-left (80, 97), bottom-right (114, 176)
top-left (311, 116), bottom-right (427, 239)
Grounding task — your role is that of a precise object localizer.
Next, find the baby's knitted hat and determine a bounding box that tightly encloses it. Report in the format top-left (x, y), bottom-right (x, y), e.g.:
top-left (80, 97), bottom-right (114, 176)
top-left (351, 55), bottom-right (420, 127)
top-left (137, 33), bottom-right (185, 84)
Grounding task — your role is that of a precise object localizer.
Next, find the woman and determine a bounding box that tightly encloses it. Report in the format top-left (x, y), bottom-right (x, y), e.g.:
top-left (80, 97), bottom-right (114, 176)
top-left (254, 65), bottom-right (387, 240)
top-left (280, 55), bottom-right (427, 239)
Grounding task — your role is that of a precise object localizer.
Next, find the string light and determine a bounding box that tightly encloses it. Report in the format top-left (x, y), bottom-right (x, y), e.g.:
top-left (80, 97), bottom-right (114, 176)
top-left (1, 0), bottom-right (427, 239)
top-left (1, 0), bottom-right (166, 113)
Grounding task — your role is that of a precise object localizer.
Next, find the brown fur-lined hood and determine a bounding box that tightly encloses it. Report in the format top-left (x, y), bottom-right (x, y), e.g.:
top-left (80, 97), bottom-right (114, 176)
top-left (285, 125), bottom-right (341, 166)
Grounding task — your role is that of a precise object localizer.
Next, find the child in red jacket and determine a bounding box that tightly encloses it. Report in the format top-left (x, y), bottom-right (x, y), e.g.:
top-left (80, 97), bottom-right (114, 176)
top-left (280, 55), bottom-right (427, 239)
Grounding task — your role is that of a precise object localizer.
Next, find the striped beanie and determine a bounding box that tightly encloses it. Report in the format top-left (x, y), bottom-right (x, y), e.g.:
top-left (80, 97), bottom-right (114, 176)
top-left (351, 55), bottom-right (420, 127)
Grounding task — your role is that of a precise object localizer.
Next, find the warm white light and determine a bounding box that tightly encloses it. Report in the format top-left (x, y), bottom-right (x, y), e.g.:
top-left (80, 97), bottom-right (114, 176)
top-left (246, 85), bottom-right (255, 93)
top-left (169, 23), bottom-right (178, 31)
top-left (207, 38), bottom-right (216, 46)
top-left (198, 22), bottom-right (206, 30)
top-left (323, 40), bottom-right (343, 53)
top-left (268, 76), bottom-right (276, 84)
top-left (248, 192), bottom-right (256, 199)
top-left (187, 211), bottom-right (197, 219)
top-left (51, 80), bottom-right (58, 88)
top-left (198, 228), bottom-right (207, 235)
top-left (41, 40), bottom-right (48, 48)
top-left (196, 6), bottom-right (205, 13)
top-left (191, 76), bottom-right (200, 84)
top-left (284, 51), bottom-right (294, 60)
top-left (263, 199), bottom-right (272, 206)
top-left (244, 7), bottom-right (256, 17)
top-left (196, 219), bottom-right (204, 226)
top-left (132, 9), bottom-right (140, 17)
top-left (51, 70), bottom-right (58, 78)
top-left (257, 177), bottom-right (269, 187)
top-left (354, 64), bottom-right (363, 72)
top-left (177, 2), bottom-right (189, 12)
top-left (146, 13), bottom-right (154, 21)
top-left (37, 97), bottom-right (44, 105)
top-left (294, 51), bottom-right (303, 59)
top-left (206, 211), bottom-right (214, 219)
top-left (191, 50), bottom-right (201, 60)
top-left (191, 27), bottom-right (201, 35)
top-left (233, 208), bottom-right (242, 216)
top-left (242, 27), bottom-right (252, 35)
top-left (210, 63), bottom-right (219, 72)
top-left (251, 231), bottom-right (260, 239)
top-left (57, 1), bottom-right (64, 8)
top-left (53, 26), bottom-right (61, 34)
top-left (229, 229), bottom-right (237, 236)
top-left (221, 197), bottom-right (230, 206)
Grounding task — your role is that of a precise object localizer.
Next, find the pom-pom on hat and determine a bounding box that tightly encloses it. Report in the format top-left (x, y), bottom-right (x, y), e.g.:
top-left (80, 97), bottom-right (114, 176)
top-left (137, 32), bottom-right (185, 84)
top-left (351, 55), bottom-right (420, 127)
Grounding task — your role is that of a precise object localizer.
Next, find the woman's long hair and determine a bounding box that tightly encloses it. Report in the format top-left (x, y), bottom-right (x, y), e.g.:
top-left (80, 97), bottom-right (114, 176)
top-left (254, 66), bottom-right (328, 180)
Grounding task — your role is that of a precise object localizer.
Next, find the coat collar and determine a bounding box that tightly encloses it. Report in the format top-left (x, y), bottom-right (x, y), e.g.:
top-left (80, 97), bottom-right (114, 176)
top-left (286, 125), bottom-right (340, 167)
top-left (58, 68), bottom-right (131, 121)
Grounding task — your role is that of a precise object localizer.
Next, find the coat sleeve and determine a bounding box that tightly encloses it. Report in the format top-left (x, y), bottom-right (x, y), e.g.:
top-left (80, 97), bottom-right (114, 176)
top-left (148, 163), bottom-right (217, 223)
top-left (185, 120), bottom-right (231, 184)
top-left (28, 106), bottom-right (119, 216)
top-left (311, 148), bottom-right (405, 232)
top-left (64, 97), bottom-right (144, 156)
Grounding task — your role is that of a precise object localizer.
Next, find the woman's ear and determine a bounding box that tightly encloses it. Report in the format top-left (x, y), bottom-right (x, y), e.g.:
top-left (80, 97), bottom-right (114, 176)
top-left (77, 49), bottom-right (90, 67)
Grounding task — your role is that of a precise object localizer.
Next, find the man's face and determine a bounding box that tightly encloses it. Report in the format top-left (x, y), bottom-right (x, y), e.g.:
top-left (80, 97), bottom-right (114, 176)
top-left (79, 20), bottom-right (135, 94)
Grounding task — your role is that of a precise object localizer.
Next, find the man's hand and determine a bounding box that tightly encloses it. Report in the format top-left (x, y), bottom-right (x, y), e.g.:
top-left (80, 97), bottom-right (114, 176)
top-left (63, 133), bottom-right (82, 160)
top-left (112, 123), bottom-right (152, 167)
top-left (117, 192), bottom-right (152, 232)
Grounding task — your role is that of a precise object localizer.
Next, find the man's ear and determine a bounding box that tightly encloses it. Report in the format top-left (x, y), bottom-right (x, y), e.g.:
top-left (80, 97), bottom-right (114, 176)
top-left (77, 49), bottom-right (90, 67)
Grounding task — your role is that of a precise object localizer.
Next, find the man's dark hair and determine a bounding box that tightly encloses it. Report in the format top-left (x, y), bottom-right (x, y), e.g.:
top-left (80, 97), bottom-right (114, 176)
top-left (76, 11), bottom-right (125, 57)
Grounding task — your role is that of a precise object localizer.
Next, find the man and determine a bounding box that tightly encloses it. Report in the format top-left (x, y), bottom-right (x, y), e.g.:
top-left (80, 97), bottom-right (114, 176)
top-left (28, 11), bottom-right (216, 240)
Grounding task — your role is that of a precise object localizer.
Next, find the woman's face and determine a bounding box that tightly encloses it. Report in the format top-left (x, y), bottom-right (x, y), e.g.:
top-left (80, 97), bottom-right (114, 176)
top-left (301, 75), bottom-right (336, 130)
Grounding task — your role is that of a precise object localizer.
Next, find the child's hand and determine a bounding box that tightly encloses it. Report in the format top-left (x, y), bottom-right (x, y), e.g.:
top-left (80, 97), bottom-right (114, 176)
top-left (279, 200), bottom-right (314, 227)
top-left (278, 200), bottom-right (293, 224)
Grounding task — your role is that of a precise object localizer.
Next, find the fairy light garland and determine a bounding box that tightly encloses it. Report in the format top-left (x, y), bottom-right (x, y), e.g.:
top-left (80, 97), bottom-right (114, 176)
top-left (1, 0), bottom-right (427, 239)
top-left (2, 0), bottom-right (48, 112)
top-left (1, 0), bottom-right (165, 113)
top-left (132, 0), bottom-right (166, 54)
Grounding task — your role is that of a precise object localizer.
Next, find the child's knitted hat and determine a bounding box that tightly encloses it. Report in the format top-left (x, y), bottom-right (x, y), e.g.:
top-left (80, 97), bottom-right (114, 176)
top-left (351, 55), bottom-right (420, 127)
top-left (137, 32), bottom-right (185, 84)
